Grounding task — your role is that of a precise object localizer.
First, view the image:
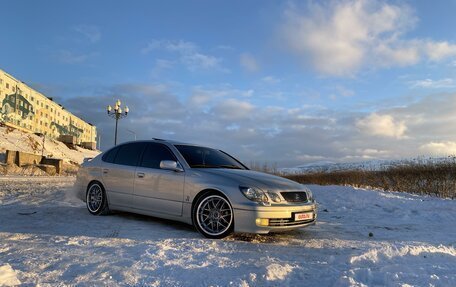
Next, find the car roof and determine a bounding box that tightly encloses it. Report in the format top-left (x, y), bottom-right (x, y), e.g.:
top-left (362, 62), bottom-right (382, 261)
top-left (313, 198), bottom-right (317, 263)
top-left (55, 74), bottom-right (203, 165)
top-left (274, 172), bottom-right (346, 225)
top-left (117, 139), bottom-right (212, 148)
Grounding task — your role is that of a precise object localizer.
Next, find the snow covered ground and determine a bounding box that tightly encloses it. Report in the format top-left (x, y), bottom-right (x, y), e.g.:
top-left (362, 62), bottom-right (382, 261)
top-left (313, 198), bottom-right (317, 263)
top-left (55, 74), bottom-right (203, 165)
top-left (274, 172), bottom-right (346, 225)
top-left (0, 176), bottom-right (455, 286)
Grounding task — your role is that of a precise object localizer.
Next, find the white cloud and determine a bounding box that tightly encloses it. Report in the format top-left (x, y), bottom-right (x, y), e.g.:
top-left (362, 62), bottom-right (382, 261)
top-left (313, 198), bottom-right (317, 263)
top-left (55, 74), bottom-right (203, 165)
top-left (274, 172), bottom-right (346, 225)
top-left (212, 99), bottom-right (255, 120)
top-left (420, 141), bottom-right (456, 155)
top-left (54, 50), bottom-right (96, 64)
top-left (142, 40), bottom-right (223, 71)
top-left (281, 0), bottom-right (456, 76)
top-left (262, 76), bottom-right (281, 84)
top-left (73, 25), bottom-right (101, 43)
top-left (183, 52), bottom-right (220, 70)
top-left (63, 83), bottom-right (456, 166)
top-left (335, 85), bottom-right (354, 97)
top-left (424, 41), bottom-right (456, 61)
top-left (356, 113), bottom-right (406, 138)
top-left (410, 78), bottom-right (455, 89)
top-left (240, 53), bottom-right (259, 72)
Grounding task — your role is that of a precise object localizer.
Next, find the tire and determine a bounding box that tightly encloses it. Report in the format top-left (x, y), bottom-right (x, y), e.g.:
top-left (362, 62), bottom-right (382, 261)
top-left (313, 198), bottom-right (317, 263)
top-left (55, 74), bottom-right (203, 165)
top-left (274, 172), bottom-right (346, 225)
top-left (193, 192), bottom-right (234, 239)
top-left (86, 182), bottom-right (110, 215)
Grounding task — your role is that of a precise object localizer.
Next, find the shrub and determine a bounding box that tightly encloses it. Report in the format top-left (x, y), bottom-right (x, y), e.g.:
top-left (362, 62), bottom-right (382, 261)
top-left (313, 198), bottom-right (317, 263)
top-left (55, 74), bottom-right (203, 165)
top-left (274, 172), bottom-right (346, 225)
top-left (284, 160), bottom-right (456, 199)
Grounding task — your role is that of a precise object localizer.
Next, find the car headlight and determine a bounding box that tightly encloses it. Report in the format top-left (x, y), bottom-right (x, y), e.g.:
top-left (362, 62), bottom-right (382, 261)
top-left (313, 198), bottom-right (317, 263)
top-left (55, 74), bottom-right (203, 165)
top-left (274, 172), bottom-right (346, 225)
top-left (239, 186), bottom-right (269, 204)
top-left (267, 191), bottom-right (282, 203)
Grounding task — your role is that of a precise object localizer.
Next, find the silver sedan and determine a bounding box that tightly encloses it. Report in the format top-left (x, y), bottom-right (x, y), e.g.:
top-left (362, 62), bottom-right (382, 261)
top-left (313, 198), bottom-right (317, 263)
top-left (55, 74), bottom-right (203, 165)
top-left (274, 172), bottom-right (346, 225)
top-left (75, 139), bottom-right (317, 238)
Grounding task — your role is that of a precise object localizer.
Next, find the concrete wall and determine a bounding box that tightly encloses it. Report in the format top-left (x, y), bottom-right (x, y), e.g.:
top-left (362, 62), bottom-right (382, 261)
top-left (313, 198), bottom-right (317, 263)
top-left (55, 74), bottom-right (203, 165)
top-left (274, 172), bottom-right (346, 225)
top-left (59, 135), bottom-right (77, 145)
top-left (41, 158), bottom-right (62, 174)
top-left (17, 151), bottom-right (42, 166)
top-left (5, 150), bottom-right (16, 165)
top-left (4, 149), bottom-right (63, 174)
top-left (82, 141), bottom-right (96, 150)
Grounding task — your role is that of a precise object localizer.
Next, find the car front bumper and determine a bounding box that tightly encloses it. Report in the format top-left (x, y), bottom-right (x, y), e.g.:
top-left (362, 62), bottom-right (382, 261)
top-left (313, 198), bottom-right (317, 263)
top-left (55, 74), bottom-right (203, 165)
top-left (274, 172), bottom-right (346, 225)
top-left (233, 202), bottom-right (317, 234)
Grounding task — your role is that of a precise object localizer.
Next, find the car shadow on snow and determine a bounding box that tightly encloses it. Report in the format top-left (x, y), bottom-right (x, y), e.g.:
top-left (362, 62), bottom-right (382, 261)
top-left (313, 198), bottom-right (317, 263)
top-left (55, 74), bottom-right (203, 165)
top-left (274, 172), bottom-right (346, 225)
top-left (0, 202), bottom-right (200, 241)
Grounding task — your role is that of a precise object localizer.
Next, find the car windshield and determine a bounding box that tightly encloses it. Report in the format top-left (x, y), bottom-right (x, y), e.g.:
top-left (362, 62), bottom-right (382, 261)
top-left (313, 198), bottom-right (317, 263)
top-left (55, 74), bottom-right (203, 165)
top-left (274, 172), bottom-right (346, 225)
top-left (175, 145), bottom-right (246, 169)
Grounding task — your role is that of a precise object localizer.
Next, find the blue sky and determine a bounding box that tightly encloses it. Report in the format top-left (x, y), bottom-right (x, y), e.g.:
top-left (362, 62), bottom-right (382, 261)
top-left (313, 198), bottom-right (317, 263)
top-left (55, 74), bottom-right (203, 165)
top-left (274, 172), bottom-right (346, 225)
top-left (2, 0), bottom-right (456, 166)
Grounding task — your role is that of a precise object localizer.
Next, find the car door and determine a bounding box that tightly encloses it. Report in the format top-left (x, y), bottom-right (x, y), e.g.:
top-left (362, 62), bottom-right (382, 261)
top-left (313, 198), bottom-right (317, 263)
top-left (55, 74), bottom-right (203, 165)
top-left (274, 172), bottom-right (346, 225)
top-left (133, 143), bottom-right (185, 216)
top-left (101, 142), bottom-right (146, 209)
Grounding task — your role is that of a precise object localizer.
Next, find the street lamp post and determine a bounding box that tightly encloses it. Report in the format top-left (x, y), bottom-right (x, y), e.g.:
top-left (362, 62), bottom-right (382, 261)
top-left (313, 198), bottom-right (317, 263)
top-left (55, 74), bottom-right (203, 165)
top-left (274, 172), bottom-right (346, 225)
top-left (107, 99), bottom-right (129, 146)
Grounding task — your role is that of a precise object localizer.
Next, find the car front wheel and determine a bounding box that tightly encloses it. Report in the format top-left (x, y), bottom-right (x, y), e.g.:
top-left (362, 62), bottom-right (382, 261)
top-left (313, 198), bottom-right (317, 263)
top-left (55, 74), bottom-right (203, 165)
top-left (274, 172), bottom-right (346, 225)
top-left (193, 193), bottom-right (234, 239)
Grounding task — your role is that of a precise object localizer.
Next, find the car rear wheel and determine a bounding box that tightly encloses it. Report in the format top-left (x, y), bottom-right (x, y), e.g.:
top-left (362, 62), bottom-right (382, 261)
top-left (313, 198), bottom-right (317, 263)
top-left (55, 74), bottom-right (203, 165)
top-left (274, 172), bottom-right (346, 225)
top-left (86, 182), bottom-right (110, 215)
top-left (193, 193), bottom-right (234, 239)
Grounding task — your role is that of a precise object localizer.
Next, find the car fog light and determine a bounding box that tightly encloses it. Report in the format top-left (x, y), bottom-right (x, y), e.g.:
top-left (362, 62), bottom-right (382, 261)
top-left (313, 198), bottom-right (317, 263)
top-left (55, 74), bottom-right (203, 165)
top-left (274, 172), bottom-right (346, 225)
top-left (256, 218), bottom-right (269, 226)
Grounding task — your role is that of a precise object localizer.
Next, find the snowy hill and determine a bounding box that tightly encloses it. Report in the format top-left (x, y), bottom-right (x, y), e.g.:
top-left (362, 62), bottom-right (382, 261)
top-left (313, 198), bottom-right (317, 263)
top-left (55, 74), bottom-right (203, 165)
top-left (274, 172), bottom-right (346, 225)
top-left (0, 126), bottom-right (100, 165)
top-left (280, 157), bottom-right (454, 174)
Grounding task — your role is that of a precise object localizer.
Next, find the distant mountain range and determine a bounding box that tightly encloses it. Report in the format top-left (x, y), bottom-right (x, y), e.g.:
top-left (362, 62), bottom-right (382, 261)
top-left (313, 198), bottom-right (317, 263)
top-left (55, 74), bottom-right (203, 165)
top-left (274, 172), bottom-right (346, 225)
top-left (280, 156), bottom-right (455, 174)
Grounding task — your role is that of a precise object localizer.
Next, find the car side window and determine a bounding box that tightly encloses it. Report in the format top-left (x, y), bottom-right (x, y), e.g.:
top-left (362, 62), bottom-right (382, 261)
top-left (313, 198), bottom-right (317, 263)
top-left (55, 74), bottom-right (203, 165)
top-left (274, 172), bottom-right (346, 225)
top-left (140, 143), bottom-right (177, 169)
top-left (114, 142), bottom-right (146, 166)
top-left (102, 146), bottom-right (120, 163)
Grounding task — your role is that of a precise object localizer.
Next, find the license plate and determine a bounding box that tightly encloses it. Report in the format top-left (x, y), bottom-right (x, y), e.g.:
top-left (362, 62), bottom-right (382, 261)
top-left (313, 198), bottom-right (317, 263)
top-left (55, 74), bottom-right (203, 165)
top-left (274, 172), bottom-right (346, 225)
top-left (294, 212), bottom-right (313, 221)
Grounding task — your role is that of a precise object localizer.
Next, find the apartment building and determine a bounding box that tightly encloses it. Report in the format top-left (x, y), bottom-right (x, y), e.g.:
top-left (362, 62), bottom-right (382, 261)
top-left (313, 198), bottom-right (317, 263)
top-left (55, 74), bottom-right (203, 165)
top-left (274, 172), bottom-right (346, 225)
top-left (0, 68), bottom-right (97, 148)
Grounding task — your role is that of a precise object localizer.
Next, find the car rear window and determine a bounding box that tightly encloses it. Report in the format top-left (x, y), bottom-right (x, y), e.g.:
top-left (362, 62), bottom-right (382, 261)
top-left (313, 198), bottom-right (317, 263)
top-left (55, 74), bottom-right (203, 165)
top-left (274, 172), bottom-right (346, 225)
top-left (102, 146), bottom-right (119, 163)
top-left (114, 142), bottom-right (146, 166)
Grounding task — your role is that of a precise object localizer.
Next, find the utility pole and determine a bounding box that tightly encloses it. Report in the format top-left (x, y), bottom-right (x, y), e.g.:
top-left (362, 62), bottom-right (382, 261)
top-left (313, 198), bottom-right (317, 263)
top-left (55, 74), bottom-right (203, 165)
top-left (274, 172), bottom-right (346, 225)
top-left (41, 134), bottom-right (45, 157)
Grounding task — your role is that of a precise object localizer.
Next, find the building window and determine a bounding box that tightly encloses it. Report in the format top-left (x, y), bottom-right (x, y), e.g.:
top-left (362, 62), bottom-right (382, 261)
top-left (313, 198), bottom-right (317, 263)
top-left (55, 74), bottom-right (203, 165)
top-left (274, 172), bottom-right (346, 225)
top-left (6, 83), bottom-right (9, 89)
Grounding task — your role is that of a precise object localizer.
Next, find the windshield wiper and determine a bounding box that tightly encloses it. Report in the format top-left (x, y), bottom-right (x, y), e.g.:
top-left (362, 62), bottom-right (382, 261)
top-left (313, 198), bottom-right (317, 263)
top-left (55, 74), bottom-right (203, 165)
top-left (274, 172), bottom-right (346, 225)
top-left (191, 164), bottom-right (242, 169)
top-left (191, 164), bottom-right (214, 168)
top-left (217, 165), bottom-right (243, 169)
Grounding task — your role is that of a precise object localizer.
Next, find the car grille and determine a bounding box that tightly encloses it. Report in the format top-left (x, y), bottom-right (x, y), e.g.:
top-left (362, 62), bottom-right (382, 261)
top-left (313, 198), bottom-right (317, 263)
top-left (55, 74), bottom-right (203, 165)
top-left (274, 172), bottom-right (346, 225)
top-left (281, 191), bottom-right (308, 202)
top-left (269, 217), bottom-right (315, 227)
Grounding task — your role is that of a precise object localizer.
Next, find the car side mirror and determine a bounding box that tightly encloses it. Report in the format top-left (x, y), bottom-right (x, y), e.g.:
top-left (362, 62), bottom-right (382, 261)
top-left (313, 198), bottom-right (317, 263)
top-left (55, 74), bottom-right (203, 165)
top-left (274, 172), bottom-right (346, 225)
top-left (160, 160), bottom-right (184, 172)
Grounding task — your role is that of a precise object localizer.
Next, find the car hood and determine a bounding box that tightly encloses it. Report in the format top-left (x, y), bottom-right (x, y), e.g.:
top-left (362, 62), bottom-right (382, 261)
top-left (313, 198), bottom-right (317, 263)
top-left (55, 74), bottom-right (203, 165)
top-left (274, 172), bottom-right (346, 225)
top-left (196, 168), bottom-right (305, 191)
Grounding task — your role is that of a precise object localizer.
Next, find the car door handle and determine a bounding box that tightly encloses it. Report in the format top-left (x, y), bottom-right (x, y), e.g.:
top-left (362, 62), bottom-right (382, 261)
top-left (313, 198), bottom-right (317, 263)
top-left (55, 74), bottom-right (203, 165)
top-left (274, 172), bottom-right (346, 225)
top-left (137, 172), bottom-right (145, 178)
top-left (102, 169), bottom-right (109, 174)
